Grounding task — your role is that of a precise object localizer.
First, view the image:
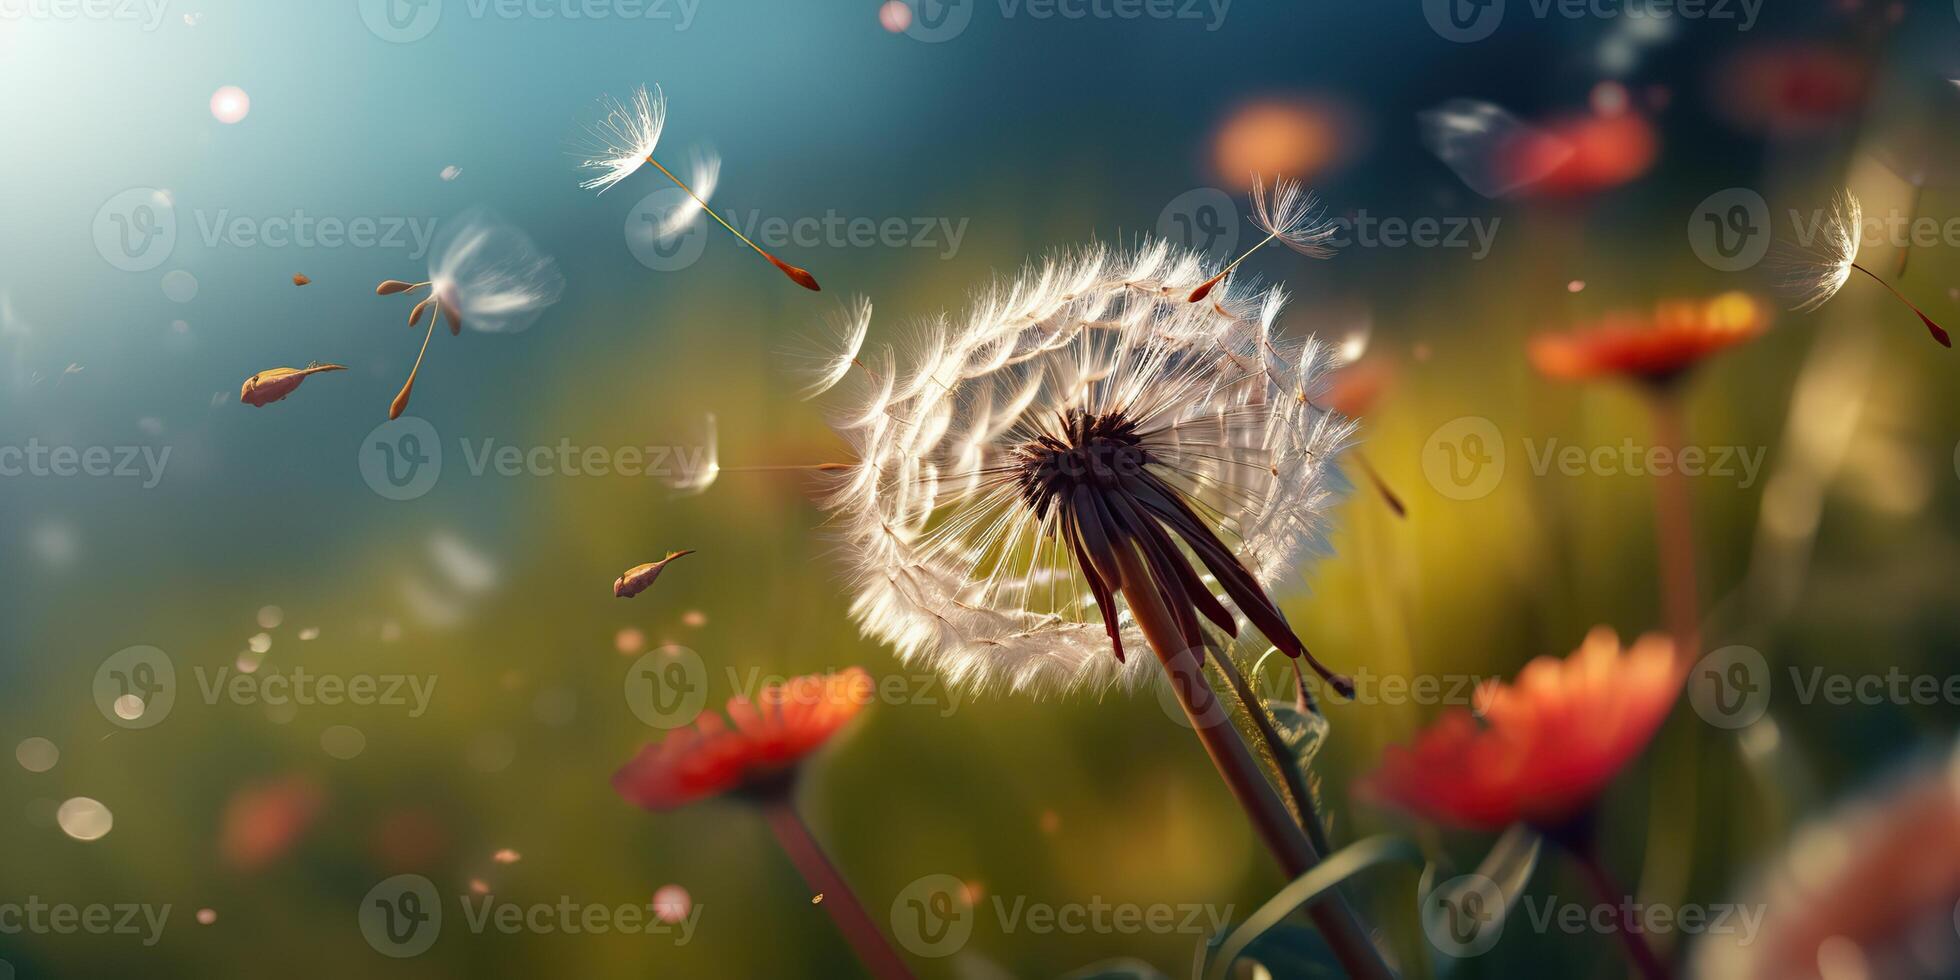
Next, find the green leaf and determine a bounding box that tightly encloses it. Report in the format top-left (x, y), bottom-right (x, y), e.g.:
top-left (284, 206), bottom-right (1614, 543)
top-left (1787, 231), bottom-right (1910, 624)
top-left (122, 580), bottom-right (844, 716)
top-left (1201, 835), bottom-right (1424, 980)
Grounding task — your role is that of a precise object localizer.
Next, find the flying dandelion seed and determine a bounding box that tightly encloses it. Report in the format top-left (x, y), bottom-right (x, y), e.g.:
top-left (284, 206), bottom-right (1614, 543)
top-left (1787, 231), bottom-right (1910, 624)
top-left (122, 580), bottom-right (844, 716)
top-left (615, 550), bottom-right (693, 599)
top-left (239, 363), bottom-right (346, 407)
top-left (1782, 191), bottom-right (1951, 348)
top-left (819, 237), bottom-right (1356, 697)
top-left (650, 149), bottom-right (720, 240)
top-left (375, 208), bottom-right (564, 418)
top-left (666, 413), bottom-right (720, 496)
top-left (1188, 177), bottom-right (1337, 302)
top-left (576, 85), bottom-right (820, 291)
top-left (793, 297), bottom-right (874, 398)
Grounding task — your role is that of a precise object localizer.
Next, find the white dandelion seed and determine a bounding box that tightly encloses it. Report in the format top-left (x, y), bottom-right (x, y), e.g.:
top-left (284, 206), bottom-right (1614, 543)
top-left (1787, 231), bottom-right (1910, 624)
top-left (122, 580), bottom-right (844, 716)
top-left (1188, 177), bottom-right (1338, 302)
top-left (794, 296), bottom-right (873, 399)
top-left (1781, 190), bottom-right (1951, 347)
top-left (819, 239), bottom-right (1355, 697)
top-left (575, 85), bottom-right (819, 291)
top-left (374, 208), bottom-right (565, 418)
top-left (577, 85), bottom-right (668, 194)
top-left (651, 149), bottom-right (720, 240)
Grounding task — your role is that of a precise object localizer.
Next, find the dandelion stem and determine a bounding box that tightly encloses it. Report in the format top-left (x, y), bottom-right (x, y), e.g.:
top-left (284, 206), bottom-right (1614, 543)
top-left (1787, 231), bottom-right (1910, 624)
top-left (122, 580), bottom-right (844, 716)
top-left (1354, 450), bottom-right (1407, 518)
top-left (1564, 834), bottom-right (1674, 980)
top-left (1113, 544), bottom-right (1391, 980)
top-left (1849, 262), bottom-right (1952, 348)
top-left (390, 314), bottom-right (438, 420)
top-left (1647, 392), bottom-right (1699, 662)
top-left (760, 798), bottom-right (918, 980)
top-left (1204, 635), bottom-right (1334, 857)
top-left (644, 155), bottom-right (821, 291)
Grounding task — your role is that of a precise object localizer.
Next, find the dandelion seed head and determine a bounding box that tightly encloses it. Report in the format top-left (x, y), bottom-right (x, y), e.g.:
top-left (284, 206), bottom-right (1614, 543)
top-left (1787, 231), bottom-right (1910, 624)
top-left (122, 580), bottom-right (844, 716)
top-left (1783, 191), bottom-right (1862, 313)
top-left (578, 86), bottom-right (667, 194)
top-left (820, 240), bottom-right (1353, 697)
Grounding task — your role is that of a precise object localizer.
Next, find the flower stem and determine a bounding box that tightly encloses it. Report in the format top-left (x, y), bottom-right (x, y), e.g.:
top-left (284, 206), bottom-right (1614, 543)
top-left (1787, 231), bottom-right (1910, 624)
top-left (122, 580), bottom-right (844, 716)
top-left (1565, 838), bottom-right (1673, 980)
top-left (1113, 544), bottom-right (1391, 980)
top-left (1647, 392), bottom-right (1700, 661)
top-left (1205, 637), bottom-right (1334, 858)
top-left (760, 797), bottom-right (917, 980)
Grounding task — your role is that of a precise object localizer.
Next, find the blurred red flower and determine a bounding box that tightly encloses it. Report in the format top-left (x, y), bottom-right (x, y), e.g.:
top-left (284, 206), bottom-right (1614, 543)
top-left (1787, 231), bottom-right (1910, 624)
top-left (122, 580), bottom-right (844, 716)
top-left (1529, 291), bottom-right (1770, 384)
top-left (1696, 741), bottom-right (1960, 979)
top-left (1359, 628), bottom-right (1683, 831)
top-left (1501, 113), bottom-right (1657, 197)
top-left (1319, 358), bottom-right (1396, 419)
top-left (220, 775), bottom-right (325, 871)
top-left (613, 668), bottom-right (872, 811)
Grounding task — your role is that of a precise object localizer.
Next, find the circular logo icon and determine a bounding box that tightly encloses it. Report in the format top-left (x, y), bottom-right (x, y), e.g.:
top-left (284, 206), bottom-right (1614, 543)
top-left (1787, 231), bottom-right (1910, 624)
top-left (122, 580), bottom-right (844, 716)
top-left (93, 188), bottom-right (177, 273)
top-left (1154, 656), bottom-right (1234, 731)
top-left (359, 0), bottom-right (442, 42)
top-left (1688, 188), bottom-right (1772, 273)
top-left (1423, 0), bottom-right (1504, 42)
top-left (1157, 187), bottom-right (1240, 259)
top-left (93, 645), bottom-right (176, 729)
top-left (890, 874), bottom-right (974, 958)
top-left (625, 646), bottom-right (709, 728)
top-left (1689, 645), bottom-right (1771, 729)
top-left (1422, 873), bottom-right (1506, 957)
top-left (903, 0), bottom-right (972, 42)
top-left (1421, 416), bottom-right (1505, 501)
top-left (625, 188), bottom-right (710, 272)
top-left (359, 416), bottom-right (442, 501)
top-left (359, 874), bottom-right (442, 957)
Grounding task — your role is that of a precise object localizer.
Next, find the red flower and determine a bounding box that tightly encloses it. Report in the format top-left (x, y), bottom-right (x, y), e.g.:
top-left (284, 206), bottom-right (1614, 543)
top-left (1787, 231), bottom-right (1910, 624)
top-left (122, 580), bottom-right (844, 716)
top-left (1319, 358), bottom-right (1396, 419)
top-left (613, 668), bottom-right (872, 811)
top-left (1500, 112), bottom-right (1658, 198)
top-left (1529, 291), bottom-right (1769, 384)
top-left (220, 775), bottom-right (325, 871)
top-left (1359, 628), bottom-right (1684, 831)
